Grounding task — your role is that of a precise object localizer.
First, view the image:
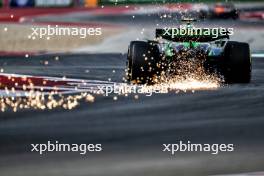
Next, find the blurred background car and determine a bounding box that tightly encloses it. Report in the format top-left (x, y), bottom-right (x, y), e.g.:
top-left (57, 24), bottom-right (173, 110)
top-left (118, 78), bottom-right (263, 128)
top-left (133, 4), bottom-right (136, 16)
top-left (210, 3), bottom-right (239, 19)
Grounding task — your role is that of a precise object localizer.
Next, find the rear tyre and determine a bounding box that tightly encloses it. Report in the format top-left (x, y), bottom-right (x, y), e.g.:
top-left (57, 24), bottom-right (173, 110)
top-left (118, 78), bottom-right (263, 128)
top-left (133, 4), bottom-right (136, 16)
top-left (126, 41), bottom-right (160, 84)
top-left (223, 41), bottom-right (251, 83)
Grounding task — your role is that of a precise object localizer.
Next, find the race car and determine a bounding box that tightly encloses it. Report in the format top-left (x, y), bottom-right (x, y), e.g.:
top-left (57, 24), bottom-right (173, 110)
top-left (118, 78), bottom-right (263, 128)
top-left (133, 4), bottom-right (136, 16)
top-left (209, 3), bottom-right (239, 19)
top-left (166, 3), bottom-right (239, 20)
top-left (126, 19), bottom-right (251, 84)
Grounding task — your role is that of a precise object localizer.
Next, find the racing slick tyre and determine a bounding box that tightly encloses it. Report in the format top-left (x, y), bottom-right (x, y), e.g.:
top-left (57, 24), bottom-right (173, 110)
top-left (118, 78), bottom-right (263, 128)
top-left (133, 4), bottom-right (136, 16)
top-left (223, 41), bottom-right (251, 83)
top-left (126, 41), bottom-right (160, 84)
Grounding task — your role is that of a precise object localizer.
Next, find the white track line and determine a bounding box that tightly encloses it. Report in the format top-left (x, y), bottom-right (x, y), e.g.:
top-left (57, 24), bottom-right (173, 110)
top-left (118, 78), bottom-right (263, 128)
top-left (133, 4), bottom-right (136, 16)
top-left (252, 53), bottom-right (264, 58)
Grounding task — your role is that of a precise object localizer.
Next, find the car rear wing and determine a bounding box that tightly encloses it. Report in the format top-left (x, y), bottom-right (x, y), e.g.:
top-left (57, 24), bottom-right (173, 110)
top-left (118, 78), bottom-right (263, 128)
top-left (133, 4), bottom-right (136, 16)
top-left (156, 28), bottom-right (230, 42)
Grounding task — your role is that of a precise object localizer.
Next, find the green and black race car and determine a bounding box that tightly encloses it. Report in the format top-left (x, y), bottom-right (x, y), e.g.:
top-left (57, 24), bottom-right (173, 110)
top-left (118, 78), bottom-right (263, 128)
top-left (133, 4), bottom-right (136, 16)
top-left (126, 19), bottom-right (251, 84)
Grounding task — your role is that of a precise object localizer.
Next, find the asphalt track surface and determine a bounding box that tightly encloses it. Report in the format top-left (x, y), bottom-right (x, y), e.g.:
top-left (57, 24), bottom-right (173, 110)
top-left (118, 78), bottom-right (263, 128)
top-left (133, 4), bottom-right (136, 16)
top-left (1, 5), bottom-right (264, 176)
top-left (0, 53), bottom-right (264, 176)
